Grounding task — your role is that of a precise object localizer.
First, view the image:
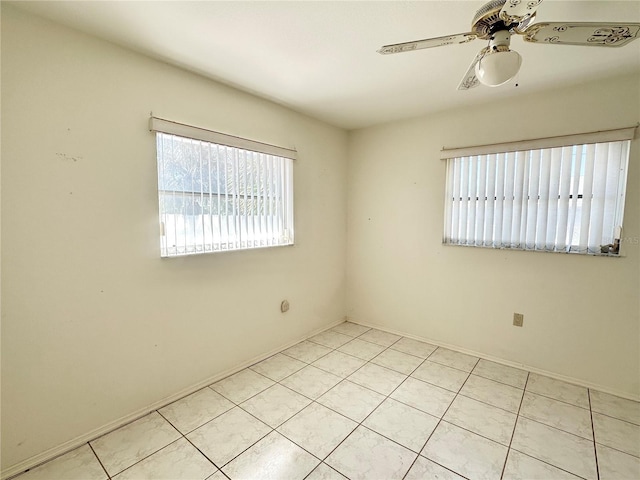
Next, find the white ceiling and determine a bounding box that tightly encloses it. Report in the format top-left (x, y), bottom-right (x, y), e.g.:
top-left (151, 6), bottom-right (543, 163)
top-left (11, 1), bottom-right (640, 129)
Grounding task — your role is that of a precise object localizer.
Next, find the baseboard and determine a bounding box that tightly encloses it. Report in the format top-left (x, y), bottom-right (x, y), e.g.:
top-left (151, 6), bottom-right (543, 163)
top-left (347, 318), bottom-right (640, 402)
top-left (1, 318), bottom-right (345, 480)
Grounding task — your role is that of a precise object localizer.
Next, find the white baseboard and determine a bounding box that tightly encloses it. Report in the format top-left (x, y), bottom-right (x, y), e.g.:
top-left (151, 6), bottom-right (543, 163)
top-left (2, 318), bottom-right (345, 480)
top-left (347, 318), bottom-right (640, 402)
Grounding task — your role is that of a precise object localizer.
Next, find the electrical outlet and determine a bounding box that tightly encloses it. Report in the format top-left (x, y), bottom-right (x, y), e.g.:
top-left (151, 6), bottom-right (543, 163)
top-left (513, 313), bottom-right (524, 327)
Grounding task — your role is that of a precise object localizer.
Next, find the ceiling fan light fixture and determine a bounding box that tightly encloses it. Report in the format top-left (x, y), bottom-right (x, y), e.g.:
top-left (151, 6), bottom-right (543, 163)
top-left (475, 49), bottom-right (522, 87)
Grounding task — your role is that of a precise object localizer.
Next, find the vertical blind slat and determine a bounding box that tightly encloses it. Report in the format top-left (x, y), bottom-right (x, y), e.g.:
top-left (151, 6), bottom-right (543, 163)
top-left (579, 144), bottom-right (596, 251)
top-left (510, 151), bottom-right (524, 248)
top-left (503, 152), bottom-right (516, 247)
top-left (484, 154), bottom-right (496, 247)
top-left (493, 153), bottom-right (505, 245)
top-left (476, 155), bottom-right (487, 245)
top-left (589, 143), bottom-right (608, 249)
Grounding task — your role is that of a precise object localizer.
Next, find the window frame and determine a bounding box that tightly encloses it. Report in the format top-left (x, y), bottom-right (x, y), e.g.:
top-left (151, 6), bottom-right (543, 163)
top-left (150, 117), bottom-right (296, 258)
top-left (441, 127), bottom-right (635, 256)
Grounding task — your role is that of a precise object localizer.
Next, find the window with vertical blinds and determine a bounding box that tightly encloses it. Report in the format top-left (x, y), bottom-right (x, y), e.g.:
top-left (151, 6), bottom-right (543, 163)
top-left (151, 118), bottom-right (295, 257)
top-left (442, 129), bottom-right (633, 255)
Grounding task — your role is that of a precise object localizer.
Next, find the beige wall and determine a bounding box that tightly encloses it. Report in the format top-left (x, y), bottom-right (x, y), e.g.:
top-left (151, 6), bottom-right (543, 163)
top-left (347, 73), bottom-right (640, 398)
top-left (1, 6), bottom-right (347, 469)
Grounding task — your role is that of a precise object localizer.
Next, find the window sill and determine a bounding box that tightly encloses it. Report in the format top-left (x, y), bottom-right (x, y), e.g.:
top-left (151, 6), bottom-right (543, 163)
top-left (442, 242), bottom-right (626, 258)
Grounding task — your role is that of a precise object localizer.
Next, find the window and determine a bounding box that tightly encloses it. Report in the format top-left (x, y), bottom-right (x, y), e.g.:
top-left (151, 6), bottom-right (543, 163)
top-left (150, 117), bottom-right (295, 257)
top-left (442, 127), bottom-right (634, 255)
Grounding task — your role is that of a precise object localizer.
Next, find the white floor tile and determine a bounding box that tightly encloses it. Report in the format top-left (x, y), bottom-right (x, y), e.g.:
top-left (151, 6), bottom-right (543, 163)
top-left (443, 395), bottom-right (517, 446)
top-left (404, 456), bottom-right (465, 480)
top-left (363, 398), bottom-right (439, 452)
top-left (90, 412), bottom-right (181, 476)
top-left (12, 444), bottom-right (107, 480)
top-left (597, 443), bottom-right (640, 480)
top-left (280, 365), bottom-right (342, 399)
top-left (502, 449), bottom-right (581, 480)
top-left (411, 361), bottom-right (469, 392)
top-left (112, 438), bottom-right (216, 480)
top-left (186, 407), bottom-right (271, 467)
top-left (317, 380), bottom-right (385, 422)
top-left (428, 348), bottom-right (479, 372)
top-left (590, 390), bottom-right (640, 425)
top-left (459, 374), bottom-right (524, 413)
top-left (511, 417), bottom-right (597, 479)
top-left (337, 338), bottom-right (386, 361)
top-left (357, 329), bottom-right (402, 347)
top-left (326, 426), bottom-right (416, 480)
top-left (249, 353), bottom-right (306, 382)
top-left (519, 392), bottom-right (592, 440)
top-left (390, 377), bottom-right (455, 417)
top-left (282, 341), bottom-right (333, 364)
top-left (312, 350), bottom-right (366, 377)
top-left (526, 373), bottom-right (589, 408)
top-left (347, 362), bottom-right (406, 396)
top-left (593, 412), bottom-right (640, 457)
top-left (240, 384), bottom-right (311, 428)
top-left (159, 388), bottom-right (234, 434)
top-left (210, 368), bottom-right (274, 403)
top-left (222, 431), bottom-right (319, 480)
top-left (308, 330), bottom-right (352, 349)
top-left (390, 337), bottom-right (437, 358)
top-left (421, 421), bottom-right (508, 480)
top-left (370, 348), bottom-right (423, 374)
top-left (306, 463), bottom-right (348, 480)
top-left (472, 359), bottom-right (528, 389)
top-left (277, 402), bottom-right (357, 458)
top-left (329, 322), bottom-right (370, 337)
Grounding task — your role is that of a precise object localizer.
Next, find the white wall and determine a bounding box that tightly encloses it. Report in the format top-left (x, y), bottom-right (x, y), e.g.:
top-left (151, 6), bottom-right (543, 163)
top-left (1, 6), bottom-right (347, 470)
top-left (347, 73), bottom-right (640, 399)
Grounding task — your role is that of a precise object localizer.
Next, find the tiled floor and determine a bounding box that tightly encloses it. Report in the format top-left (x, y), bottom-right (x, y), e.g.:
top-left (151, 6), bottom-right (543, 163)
top-left (12, 323), bottom-right (640, 480)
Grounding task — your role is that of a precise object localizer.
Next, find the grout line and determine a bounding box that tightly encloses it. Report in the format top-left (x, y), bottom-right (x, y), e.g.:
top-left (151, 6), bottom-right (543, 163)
top-left (508, 448), bottom-right (590, 480)
top-left (469, 371), bottom-right (529, 390)
top-left (302, 462), bottom-right (346, 480)
top-left (87, 443), bottom-right (111, 479)
top-left (524, 388), bottom-right (592, 411)
top-left (592, 441), bottom-right (640, 460)
top-left (499, 371), bottom-right (529, 479)
top-left (589, 410), bottom-right (640, 428)
top-left (588, 389), bottom-right (601, 480)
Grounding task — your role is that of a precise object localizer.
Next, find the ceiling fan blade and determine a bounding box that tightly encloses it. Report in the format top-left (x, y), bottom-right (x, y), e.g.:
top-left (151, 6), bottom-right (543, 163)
top-left (500, 0), bottom-right (543, 26)
top-left (378, 32), bottom-right (477, 55)
top-left (521, 22), bottom-right (640, 47)
top-left (457, 47), bottom-right (489, 91)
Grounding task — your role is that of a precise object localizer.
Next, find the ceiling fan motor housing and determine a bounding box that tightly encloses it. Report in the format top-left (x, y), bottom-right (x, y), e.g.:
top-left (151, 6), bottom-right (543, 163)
top-left (472, 0), bottom-right (520, 38)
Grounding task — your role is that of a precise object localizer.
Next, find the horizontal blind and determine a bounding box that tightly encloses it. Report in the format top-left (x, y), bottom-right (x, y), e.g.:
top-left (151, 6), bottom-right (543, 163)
top-left (443, 140), bottom-right (630, 254)
top-left (157, 132), bottom-right (294, 257)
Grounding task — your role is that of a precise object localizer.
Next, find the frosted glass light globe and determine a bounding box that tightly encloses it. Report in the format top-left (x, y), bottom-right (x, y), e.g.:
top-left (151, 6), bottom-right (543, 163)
top-left (475, 50), bottom-right (522, 87)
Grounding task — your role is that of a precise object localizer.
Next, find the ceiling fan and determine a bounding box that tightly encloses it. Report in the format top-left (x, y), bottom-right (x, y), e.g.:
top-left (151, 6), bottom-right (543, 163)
top-left (378, 0), bottom-right (640, 90)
